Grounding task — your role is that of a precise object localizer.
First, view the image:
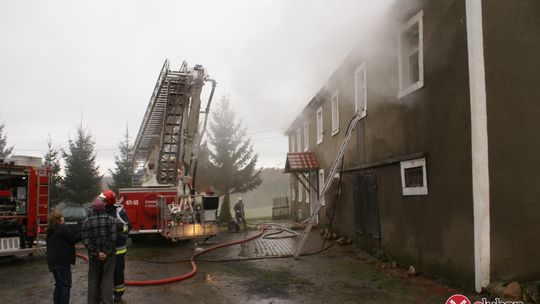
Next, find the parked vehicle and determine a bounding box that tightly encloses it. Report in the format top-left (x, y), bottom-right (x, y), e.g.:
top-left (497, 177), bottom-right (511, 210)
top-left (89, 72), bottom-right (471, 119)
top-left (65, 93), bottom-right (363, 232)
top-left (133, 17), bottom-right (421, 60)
top-left (61, 205), bottom-right (89, 235)
top-left (0, 156), bottom-right (49, 257)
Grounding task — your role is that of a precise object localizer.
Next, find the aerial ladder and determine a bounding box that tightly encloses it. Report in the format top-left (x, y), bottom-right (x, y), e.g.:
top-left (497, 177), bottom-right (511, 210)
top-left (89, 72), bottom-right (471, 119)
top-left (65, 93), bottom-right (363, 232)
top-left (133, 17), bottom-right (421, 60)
top-left (120, 59), bottom-right (219, 241)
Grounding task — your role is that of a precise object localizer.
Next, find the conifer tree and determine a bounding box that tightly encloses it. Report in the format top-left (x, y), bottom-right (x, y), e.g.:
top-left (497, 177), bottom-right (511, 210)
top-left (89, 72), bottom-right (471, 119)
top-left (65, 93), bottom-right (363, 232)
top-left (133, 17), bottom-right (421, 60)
top-left (44, 137), bottom-right (63, 206)
top-left (109, 128), bottom-right (134, 194)
top-left (0, 123), bottom-right (13, 158)
top-left (62, 126), bottom-right (102, 205)
top-left (198, 97), bottom-right (262, 224)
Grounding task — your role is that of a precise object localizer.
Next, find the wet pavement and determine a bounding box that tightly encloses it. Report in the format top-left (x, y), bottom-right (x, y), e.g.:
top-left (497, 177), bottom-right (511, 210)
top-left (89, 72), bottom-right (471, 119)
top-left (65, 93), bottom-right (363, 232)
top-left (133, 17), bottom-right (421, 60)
top-left (0, 222), bottom-right (481, 303)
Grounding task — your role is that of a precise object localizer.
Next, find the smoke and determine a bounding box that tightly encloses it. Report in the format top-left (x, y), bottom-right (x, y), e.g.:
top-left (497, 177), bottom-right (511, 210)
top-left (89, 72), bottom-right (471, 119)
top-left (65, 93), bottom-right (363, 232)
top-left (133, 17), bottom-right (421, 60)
top-left (0, 0), bottom-right (407, 170)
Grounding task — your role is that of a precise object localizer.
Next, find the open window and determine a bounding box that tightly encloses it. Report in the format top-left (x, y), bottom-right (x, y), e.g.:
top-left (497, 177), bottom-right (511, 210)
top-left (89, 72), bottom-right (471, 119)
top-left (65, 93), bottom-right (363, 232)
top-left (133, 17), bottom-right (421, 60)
top-left (398, 10), bottom-right (424, 98)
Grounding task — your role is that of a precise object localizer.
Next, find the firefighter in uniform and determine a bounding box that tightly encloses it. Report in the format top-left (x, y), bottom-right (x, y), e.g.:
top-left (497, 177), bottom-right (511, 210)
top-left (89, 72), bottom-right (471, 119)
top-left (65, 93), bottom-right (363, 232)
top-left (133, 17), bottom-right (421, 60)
top-left (101, 190), bottom-right (131, 302)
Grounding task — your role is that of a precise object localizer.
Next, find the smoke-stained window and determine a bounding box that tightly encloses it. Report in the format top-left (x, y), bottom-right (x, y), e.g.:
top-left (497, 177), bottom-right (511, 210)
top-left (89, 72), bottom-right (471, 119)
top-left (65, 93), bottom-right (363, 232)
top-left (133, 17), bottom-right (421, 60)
top-left (355, 63), bottom-right (367, 117)
top-left (331, 90), bottom-right (339, 136)
top-left (398, 10), bottom-right (424, 98)
top-left (303, 121), bottom-right (309, 151)
top-left (296, 128), bottom-right (302, 152)
top-left (316, 107), bottom-right (323, 144)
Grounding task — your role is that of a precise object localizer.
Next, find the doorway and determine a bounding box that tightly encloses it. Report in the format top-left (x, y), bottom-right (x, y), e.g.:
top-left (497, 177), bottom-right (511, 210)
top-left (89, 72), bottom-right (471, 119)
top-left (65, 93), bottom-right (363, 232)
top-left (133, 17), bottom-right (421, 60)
top-left (353, 171), bottom-right (381, 253)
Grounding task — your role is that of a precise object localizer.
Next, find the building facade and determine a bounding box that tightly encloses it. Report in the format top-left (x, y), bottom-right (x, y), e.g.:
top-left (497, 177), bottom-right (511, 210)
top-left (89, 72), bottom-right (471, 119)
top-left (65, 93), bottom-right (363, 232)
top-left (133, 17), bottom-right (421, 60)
top-left (285, 0), bottom-right (540, 291)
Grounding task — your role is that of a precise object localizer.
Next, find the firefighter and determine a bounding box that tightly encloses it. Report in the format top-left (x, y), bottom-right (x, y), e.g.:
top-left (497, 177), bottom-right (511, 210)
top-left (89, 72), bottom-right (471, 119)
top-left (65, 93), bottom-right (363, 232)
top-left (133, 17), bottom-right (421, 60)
top-left (101, 190), bottom-right (131, 302)
top-left (233, 197), bottom-right (247, 230)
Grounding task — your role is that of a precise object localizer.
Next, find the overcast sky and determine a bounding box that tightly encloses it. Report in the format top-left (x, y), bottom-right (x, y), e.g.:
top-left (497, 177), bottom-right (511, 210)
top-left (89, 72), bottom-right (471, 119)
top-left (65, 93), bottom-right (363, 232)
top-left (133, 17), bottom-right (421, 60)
top-left (0, 0), bottom-right (393, 174)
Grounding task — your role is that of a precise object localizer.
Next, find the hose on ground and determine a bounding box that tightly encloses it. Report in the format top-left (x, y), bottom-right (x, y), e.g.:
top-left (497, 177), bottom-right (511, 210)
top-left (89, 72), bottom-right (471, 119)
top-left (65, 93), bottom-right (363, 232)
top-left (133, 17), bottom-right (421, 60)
top-left (124, 225), bottom-right (267, 286)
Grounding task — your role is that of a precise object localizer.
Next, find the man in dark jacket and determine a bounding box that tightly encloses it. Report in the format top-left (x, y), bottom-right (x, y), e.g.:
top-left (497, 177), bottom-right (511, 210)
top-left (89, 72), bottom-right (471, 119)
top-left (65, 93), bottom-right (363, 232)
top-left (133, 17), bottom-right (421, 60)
top-left (82, 197), bottom-right (117, 304)
top-left (46, 209), bottom-right (81, 304)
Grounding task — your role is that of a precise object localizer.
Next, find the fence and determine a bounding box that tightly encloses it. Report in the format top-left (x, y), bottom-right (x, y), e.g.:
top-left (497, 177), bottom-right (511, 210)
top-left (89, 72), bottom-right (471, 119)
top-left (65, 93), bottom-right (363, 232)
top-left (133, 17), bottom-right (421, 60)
top-left (272, 196), bottom-right (290, 220)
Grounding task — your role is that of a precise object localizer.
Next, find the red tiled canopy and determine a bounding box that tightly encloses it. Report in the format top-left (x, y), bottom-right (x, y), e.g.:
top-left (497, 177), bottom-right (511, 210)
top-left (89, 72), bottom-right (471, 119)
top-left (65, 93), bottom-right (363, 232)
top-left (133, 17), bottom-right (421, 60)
top-left (284, 152), bottom-right (319, 173)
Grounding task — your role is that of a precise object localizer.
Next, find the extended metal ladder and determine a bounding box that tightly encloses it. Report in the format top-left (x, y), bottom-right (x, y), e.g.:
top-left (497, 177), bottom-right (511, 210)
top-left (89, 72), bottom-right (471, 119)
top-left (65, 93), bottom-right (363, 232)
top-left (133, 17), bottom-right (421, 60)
top-left (293, 112), bottom-right (363, 258)
top-left (131, 60), bottom-right (215, 186)
top-left (35, 167), bottom-right (49, 247)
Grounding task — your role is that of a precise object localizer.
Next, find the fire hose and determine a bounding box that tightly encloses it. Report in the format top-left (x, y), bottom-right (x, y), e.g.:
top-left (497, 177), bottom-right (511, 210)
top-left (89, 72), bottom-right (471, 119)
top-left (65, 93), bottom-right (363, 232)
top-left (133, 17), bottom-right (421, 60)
top-left (76, 225), bottom-right (267, 286)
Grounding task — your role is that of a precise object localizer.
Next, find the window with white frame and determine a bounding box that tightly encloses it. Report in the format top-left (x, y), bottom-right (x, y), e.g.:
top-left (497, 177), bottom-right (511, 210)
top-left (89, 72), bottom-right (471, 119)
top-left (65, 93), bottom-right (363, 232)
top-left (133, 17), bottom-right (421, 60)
top-left (400, 158), bottom-right (428, 195)
top-left (318, 169), bottom-right (325, 206)
top-left (289, 135), bottom-right (294, 152)
top-left (305, 177), bottom-right (310, 203)
top-left (331, 91), bottom-right (339, 136)
top-left (316, 107), bottom-right (323, 144)
top-left (355, 63), bottom-right (367, 117)
top-left (303, 121), bottom-right (309, 151)
top-left (298, 180), bottom-right (303, 202)
top-left (296, 128), bottom-right (302, 152)
top-left (398, 10), bottom-right (424, 98)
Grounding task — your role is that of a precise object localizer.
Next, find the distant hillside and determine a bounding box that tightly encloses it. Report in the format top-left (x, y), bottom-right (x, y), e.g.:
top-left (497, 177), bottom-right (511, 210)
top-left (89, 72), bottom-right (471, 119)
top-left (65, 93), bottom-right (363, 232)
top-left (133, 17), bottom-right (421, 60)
top-left (101, 176), bottom-right (113, 190)
top-left (230, 168), bottom-right (289, 218)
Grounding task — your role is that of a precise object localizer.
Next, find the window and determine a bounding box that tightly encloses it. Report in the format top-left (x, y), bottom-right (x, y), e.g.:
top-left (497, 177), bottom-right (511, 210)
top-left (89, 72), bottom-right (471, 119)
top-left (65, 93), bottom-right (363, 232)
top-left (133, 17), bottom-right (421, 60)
top-left (331, 91), bottom-right (339, 136)
top-left (355, 63), bottom-right (367, 117)
top-left (303, 121), bottom-right (309, 151)
top-left (398, 10), bottom-right (424, 98)
top-left (305, 177), bottom-right (310, 203)
top-left (298, 180), bottom-right (303, 202)
top-left (316, 107), bottom-right (323, 144)
top-left (400, 158), bottom-right (428, 195)
top-left (296, 128), bottom-right (302, 152)
top-left (318, 169), bottom-right (325, 206)
top-left (289, 135), bottom-right (294, 152)
top-left (290, 183), bottom-right (295, 201)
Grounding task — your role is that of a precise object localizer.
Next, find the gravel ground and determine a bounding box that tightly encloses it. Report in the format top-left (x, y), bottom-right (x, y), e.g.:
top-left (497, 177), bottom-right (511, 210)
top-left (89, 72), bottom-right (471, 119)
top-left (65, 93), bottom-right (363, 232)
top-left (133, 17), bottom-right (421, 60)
top-left (0, 223), bottom-right (482, 304)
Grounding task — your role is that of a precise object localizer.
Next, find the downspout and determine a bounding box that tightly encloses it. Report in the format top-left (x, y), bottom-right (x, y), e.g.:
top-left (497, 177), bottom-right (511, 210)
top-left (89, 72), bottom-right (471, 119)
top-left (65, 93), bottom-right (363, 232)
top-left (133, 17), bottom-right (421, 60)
top-left (465, 0), bottom-right (490, 293)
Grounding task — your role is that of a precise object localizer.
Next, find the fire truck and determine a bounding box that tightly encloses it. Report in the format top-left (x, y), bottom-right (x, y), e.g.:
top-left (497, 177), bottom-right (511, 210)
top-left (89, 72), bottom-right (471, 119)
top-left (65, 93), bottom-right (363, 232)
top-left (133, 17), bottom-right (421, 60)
top-left (119, 60), bottom-right (219, 242)
top-left (0, 155), bottom-right (49, 256)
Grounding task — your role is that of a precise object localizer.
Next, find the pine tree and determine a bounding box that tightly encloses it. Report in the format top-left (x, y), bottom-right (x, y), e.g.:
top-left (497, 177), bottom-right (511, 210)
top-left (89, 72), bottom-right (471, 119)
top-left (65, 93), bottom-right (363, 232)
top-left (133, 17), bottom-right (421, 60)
top-left (198, 97), bottom-right (262, 224)
top-left (44, 137), bottom-right (63, 206)
top-left (0, 123), bottom-right (13, 158)
top-left (108, 127), bottom-right (134, 194)
top-left (62, 126), bottom-right (102, 205)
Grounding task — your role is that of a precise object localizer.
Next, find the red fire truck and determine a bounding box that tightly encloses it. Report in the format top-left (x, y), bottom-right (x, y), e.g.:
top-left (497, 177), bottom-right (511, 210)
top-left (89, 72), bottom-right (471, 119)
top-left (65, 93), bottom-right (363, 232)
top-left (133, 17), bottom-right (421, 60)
top-left (0, 155), bottom-right (49, 256)
top-left (119, 60), bottom-right (219, 241)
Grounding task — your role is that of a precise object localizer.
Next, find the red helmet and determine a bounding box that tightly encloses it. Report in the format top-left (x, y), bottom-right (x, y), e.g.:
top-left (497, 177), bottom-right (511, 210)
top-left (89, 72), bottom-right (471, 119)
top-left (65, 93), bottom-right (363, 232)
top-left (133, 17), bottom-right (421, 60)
top-left (99, 189), bottom-right (116, 206)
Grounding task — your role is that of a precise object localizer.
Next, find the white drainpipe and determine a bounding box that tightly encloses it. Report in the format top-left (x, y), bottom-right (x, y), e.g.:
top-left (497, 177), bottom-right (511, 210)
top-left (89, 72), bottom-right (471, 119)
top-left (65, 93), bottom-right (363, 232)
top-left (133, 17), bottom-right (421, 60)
top-left (465, 0), bottom-right (491, 293)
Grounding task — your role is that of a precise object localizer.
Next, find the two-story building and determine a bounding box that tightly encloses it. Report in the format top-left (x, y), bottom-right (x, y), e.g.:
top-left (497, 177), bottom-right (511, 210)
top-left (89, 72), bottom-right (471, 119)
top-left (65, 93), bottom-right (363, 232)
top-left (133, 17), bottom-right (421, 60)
top-left (285, 0), bottom-right (540, 292)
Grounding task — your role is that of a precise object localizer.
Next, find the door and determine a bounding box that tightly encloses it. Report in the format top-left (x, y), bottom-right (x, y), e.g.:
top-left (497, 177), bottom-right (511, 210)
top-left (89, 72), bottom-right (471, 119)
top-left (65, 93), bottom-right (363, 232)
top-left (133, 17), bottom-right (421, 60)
top-left (353, 171), bottom-right (381, 252)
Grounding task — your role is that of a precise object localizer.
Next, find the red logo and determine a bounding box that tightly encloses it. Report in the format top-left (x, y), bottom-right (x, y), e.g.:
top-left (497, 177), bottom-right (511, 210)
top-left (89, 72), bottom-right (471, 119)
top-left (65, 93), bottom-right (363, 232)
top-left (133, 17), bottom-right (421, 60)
top-left (445, 294), bottom-right (471, 304)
